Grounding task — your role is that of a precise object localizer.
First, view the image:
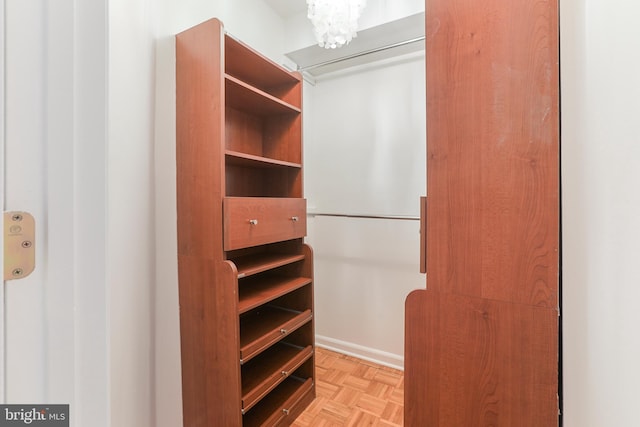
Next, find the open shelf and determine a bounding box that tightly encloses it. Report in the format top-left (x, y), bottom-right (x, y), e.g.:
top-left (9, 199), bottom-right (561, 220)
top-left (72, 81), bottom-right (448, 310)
top-left (232, 252), bottom-right (306, 278)
top-left (225, 34), bottom-right (301, 108)
top-left (240, 306), bottom-right (312, 363)
top-left (226, 164), bottom-right (302, 198)
top-left (238, 276), bottom-right (311, 314)
top-left (225, 150), bottom-right (302, 170)
top-left (241, 343), bottom-right (313, 414)
top-left (225, 101), bottom-right (302, 173)
top-left (242, 377), bottom-right (314, 427)
top-left (226, 75), bottom-right (300, 116)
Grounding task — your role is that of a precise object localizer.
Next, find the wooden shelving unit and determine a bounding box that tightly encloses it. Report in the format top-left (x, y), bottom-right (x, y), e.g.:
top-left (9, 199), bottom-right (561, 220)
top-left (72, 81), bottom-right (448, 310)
top-left (176, 18), bottom-right (315, 426)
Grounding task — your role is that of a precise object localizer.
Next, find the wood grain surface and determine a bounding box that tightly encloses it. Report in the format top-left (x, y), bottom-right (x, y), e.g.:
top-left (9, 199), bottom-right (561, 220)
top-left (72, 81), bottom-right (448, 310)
top-left (406, 290), bottom-right (558, 426)
top-left (405, 0), bottom-right (560, 424)
top-left (425, 0), bottom-right (560, 308)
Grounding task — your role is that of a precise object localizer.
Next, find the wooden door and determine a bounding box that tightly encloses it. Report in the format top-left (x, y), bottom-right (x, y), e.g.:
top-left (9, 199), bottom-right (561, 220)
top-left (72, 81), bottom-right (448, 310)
top-left (406, 0), bottom-right (560, 425)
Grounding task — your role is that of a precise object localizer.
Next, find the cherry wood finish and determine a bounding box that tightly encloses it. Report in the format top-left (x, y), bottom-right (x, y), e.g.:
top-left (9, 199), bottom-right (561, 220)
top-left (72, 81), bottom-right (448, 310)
top-left (244, 378), bottom-right (315, 427)
top-left (406, 290), bottom-right (558, 425)
top-left (240, 308), bottom-right (313, 363)
top-left (425, 0), bottom-right (559, 307)
top-left (226, 150), bottom-right (302, 169)
top-left (233, 253), bottom-right (306, 278)
top-left (238, 276), bottom-right (312, 314)
top-left (224, 197), bottom-right (307, 251)
top-left (176, 20), bottom-right (225, 262)
top-left (224, 35), bottom-right (301, 109)
top-left (405, 0), bottom-right (559, 424)
top-left (241, 344), bottom-right (314, 413)
top-left (226, 76), bottom-right (300, 116)
top-left (176, 20), bottom-right (242, 426)
top-left (176, 18), bottom-right (314, 426)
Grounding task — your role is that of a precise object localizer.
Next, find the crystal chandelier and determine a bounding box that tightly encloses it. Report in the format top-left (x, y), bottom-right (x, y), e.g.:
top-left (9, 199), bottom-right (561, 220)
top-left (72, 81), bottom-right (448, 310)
top-left (306, 0), bottom-right (367, 49)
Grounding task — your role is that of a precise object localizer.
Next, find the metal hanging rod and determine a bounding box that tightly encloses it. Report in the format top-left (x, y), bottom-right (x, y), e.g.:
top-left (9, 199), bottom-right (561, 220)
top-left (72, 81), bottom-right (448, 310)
top-left (308, 212), bottom-right (420, 221)
top-left (297, 36), bottom-right (425, 72)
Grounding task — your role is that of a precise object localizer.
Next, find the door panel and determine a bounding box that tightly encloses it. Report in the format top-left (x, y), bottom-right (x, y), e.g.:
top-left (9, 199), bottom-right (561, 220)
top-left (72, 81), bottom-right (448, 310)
top-left (425, 0), bottom-right (559, 308)
top-left (406, 0), bottom-right (560, 424)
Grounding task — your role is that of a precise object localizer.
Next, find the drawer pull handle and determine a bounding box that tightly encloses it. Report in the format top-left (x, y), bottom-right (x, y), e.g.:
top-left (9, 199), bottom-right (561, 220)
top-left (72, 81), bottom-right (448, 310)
top-left (281, 370), bottom-right (288, 377)
top-left (282, 408), bottom-right (290, 415)
top-left (290, 216), bottom-right (299, 222)
top-left (280, 328), bottom-right (287, 335)
top-left (248, 219), bottom-right (258, 225)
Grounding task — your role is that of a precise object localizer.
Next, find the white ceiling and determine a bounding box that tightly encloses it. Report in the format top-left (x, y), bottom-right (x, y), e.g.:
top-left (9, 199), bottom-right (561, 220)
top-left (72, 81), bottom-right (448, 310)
top-left (264, 0), bottom-right (307, 18)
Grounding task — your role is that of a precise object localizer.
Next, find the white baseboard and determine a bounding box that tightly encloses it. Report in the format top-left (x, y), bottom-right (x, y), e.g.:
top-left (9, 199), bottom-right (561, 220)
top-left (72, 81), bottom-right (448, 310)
top-left (315, 335), bottom-right (404, 371)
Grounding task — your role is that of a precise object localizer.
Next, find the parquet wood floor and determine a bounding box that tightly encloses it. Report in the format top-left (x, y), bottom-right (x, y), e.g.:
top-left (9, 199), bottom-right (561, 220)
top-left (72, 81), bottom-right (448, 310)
top-left (293, 348), bottom-right (404, 426)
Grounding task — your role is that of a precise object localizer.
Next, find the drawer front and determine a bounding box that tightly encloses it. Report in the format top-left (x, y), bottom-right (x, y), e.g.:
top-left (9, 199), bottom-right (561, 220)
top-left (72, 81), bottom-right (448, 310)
top-left (224, 198), bottom-right (306, 251)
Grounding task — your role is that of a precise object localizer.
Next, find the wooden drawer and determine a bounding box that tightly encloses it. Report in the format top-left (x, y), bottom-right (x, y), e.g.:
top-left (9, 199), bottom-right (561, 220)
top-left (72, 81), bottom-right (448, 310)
top-left (224, 198), bottom-right (306, 250)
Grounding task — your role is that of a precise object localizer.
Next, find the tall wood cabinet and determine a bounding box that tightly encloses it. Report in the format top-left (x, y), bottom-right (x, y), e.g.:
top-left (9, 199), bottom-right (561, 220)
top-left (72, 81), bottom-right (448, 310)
top-left (176, 18), bottom-right (315, 426)
top-left (406, 0), bottom-right (560, 425)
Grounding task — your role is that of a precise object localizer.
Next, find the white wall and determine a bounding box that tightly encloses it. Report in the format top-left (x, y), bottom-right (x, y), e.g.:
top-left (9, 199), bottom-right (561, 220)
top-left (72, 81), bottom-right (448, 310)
top-left (108, 0), bottom-right (156, 425)
top-left (561, 0), bottom-right (640, 425)
top-left (304, 53), bottom-right (426, 368)
top-left (75, 1), bottom-right (110, 425)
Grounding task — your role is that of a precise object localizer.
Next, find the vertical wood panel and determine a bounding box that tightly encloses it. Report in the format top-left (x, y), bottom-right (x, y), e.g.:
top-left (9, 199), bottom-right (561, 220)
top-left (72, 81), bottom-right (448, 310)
top-left (176, 19), bottom-right (225, 260)
top-left (406, 290), bottom-right (558, 426)
top-left (177, 256), bottom-right (242, 425)
top-left (406, 0), bottom-right (560, 424)
top-left (176, 19), bottom-right (242, 426)
top-left (425, 0), bottom-right (559, 308)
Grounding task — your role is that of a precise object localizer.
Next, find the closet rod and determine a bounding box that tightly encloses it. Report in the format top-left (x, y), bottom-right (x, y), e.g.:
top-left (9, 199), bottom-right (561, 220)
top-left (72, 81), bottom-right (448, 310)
top-left (308, 212), bottom-right (420, 221)
top-left (297, 35), bottom-right (425, 72)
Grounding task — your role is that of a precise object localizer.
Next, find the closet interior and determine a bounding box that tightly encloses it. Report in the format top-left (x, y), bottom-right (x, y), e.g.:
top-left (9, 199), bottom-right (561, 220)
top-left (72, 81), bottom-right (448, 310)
top-left (174, 1), bottom-right (560, 424)
top-left (175, 12), bottom-right (426, 425)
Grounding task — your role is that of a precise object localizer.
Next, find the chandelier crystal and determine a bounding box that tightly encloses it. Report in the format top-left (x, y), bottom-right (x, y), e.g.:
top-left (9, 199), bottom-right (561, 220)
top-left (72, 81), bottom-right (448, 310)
top-left (306, 0), bottom-right (367, 49)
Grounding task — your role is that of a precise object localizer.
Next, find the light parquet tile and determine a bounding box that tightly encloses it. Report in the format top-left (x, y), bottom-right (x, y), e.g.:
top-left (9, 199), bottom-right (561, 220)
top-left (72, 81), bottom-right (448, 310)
top-left (292, 348), bottom-right (404, 427)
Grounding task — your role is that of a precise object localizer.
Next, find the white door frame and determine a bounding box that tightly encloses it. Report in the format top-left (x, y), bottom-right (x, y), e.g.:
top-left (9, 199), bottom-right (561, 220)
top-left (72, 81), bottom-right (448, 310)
top-left (1, 3), bottom-right (109, 425)
top-left (1, 0), bottom-right (6, 403)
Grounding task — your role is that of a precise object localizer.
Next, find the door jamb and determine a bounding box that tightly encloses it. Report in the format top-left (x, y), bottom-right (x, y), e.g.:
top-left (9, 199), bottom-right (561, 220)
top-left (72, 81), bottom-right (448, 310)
top-left (1, 0), bottom-right (7, 404)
